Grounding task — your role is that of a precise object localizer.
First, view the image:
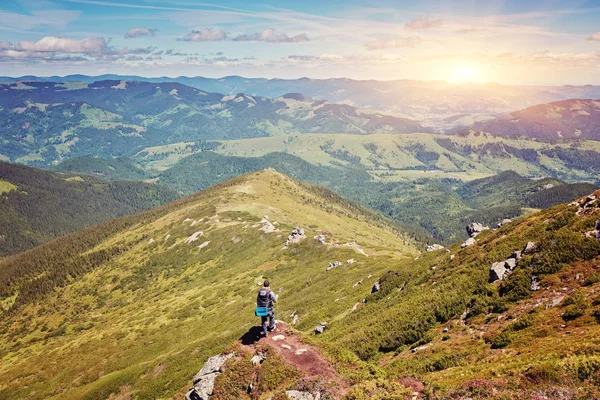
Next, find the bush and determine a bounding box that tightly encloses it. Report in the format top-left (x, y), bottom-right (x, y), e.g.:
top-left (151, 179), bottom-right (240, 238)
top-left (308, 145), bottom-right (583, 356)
top-left (491, 331), bottom-right (512, 349)
top-left (562, 291), bottom-right (589, 321)
top-left (583, 272), bottom-right (600, 287)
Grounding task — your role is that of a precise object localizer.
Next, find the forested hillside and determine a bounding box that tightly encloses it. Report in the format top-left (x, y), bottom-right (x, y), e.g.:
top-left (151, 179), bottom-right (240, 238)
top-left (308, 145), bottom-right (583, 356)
top-left (0, 162), bottom-right (179, 256)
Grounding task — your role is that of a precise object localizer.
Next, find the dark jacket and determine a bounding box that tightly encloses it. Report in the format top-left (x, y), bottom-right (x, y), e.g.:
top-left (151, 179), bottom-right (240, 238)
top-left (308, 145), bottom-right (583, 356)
top-left (257, 287), bottom-right (278, 310)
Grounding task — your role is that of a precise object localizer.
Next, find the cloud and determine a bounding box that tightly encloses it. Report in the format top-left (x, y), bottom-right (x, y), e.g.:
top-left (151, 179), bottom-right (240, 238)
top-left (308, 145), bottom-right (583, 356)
top-left (124, 27), bottom-right (157, 39)
top-left (0, 9), bottom-right (80, 30)
top-left (233, 28), bottom-right (309, 43)
top-left (405, 17), bottom-right (442, 30)
top-left (15, 36), bottom-right (108, 54)
top-left (365, 36), bottom-right (422, 51)
top-left (587, 32), bottom-right (600, 41)
top-left (0, 41), bottom-right (13, 50)
top-left (179, 28), bottom-right (227, 41)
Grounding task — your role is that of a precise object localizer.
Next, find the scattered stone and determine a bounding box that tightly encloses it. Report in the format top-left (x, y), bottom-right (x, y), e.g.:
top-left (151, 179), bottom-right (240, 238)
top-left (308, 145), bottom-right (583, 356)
top-left (371, 281), bottom-right (381, 294)
top-left (314, 322), bottom-right (327, 335)
top-left (352, 279), bottom-right (364, 288)
top-left (295, 349), bottom-right (308, 355)
top-left (198, 241), bottom-right (210, 250)
top-left (326, 261), bottom-right (341, 271)
top-left (186, 353), bottom-right (234, 400)
top-left (461, 237), bottom-right (476, 248)
top-left (549, 296), bottom-right (565, 308)
top-left (251, 351), bottom-right (267, 365)
top-left (292, 314), bottom-right (299, 326)
top-left (148, 238), bottom-right (154, 244)
top-left (450, 255), bottom-right (455, 260)
top-left (184, 231), bottom-right (203, 244)
top-left (509, 250), bottom-right (522, 260)
top-left (575, 273), bottom-right (580, 280)
top-left (315, 235), bottom-right (326, 245)
top-left (489, 261), bottom-right (509, 283)
top-left (523, 242), bottom-right (537, 254)
top-left (498, 218), bottom-right (512, 228)
top-left (272, 335), bottom-right (285, 342)
top-left (259, 216), bottom-right (277, 233)
top-left (411, 344), bottom-right (429, 353)
top-left (427, 244), bottom-right (445, 252)
top-left (284, 227), bottom-right (305, 248)
top-left (467, 222), bottom-right (489, 237)
top-left (282, 344), bottom-right (292, 350)
top-left (530, 275), bottom-right (540, 291)
top-left (443, 327), bottom-right (449, 333)
top-left (352, 302), bottom-right (362, 312)
top-left (347, 258), bottom-right (356, 264)
top-left (505, 258), bottom-right (517, 270)
top-left (286, 390), bottom-right (320, 400)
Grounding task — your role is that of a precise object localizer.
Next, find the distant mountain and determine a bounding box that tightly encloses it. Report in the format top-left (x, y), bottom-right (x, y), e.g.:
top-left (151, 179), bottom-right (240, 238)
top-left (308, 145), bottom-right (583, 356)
top-left (3, 75), bottom-right (600, 130)
top-left (0, 80), bottom-right (427, 166)
top-left (54, 156), bottom-right (148, 180)
top-left (0, 162), bottom-right (178, 256)
top-left (467, 99), bottom-right (600, 141)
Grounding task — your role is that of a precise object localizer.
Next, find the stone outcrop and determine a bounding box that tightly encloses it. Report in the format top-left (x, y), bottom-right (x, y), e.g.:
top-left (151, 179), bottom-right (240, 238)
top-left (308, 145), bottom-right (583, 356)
top-left (186, 353), bottom-right (234, 400)
top-left (284, 227), bottom-right (305, 248)
top-left (466, 222), bottom-right (489, 237)
top-left (371, 281), bottom-right (381, 294)
top-left (315, 235), bottom-right (326, 245)
top-left (258, 216), bottom-right (277, 233)
top-left (523, 241), bottom-right (537, 254)
top-left (461, 237), bottom-right (476, 248)
top-left (326, 261), bottom-right (341, 271)
top-left (497, 218), bottom-right (512, 228)
top-left (286, 390), bottom-right (322, 400)
top-left (314, 322), bottom-right (327, 335)
top-left (426, 244), bottom-right (445, 252)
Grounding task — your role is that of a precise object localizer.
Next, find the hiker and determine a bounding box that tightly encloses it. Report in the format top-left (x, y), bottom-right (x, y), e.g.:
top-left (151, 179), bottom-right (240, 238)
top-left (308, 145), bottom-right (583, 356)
top-left (256, 280), bottom-right (278, 336)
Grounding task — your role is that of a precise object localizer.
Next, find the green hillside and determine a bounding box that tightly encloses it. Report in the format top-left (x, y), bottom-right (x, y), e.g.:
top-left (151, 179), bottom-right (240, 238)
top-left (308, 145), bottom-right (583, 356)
top-left (1, 171), bottom-right (599, 399)
top-left (54, 156), bottom-right (148, 180)
top-left (0, 162), bottom-right (179, 256)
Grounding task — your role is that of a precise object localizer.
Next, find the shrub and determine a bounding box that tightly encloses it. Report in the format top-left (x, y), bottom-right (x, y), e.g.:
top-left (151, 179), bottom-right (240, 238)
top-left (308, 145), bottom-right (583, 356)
top-left (491, 331), bottom-right (512, 349)
top-left (583, 272), bottom-right (600, 287)
top-left (561, 291), bottom-right (589, 321)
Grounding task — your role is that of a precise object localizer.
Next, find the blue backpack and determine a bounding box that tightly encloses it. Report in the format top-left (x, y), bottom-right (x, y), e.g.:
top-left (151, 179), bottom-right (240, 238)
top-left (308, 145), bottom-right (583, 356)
top-left (256, 288), bottom-right (271, 316)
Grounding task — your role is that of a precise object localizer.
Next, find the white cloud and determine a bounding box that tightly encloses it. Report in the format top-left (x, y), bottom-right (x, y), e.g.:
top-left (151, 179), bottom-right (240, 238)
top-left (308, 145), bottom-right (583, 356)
top-left (124, 27), bottom-right (157, 39)
top-left (0, 9), bottom-right (80, 30)
top-left (179, 28), bottom-right (228, 41)
top-left (0, 41), bottom-right (13, 50)
top-left (15, 36), bottom-right (108, 54)
top-left (405, 17), bottom-right (442, 30)
top-left (365, 36), bottom-right (422, 51)
top-left (233, 28), bottom-right (309, 43)
top-left (587, 32), bottom-right (600, 41)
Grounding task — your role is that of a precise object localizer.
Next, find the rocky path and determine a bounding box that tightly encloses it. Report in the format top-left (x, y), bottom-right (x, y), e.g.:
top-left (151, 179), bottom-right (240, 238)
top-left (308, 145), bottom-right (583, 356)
top-left (239, 322), bottom-right (349, 397)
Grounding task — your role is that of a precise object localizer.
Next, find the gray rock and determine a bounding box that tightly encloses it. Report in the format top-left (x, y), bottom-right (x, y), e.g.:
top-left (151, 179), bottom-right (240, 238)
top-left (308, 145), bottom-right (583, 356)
top-left (190, 353), bottom-right (234, 399)
top-left (523, 242), bottom-right (537, 254)
top-left (498, 218), bottom-right (512, 228)
top-left (326, 261), bottom-right (341, 271)
top-left (530, 275), bottom-right (540, 291)
top-left (596, 220), bottom-right (600, 230)
top-left (371, 281), bottom-right (381, 294)
top-left (427, 244), bottom-right (445, 252)
top-left (489, 262), bottom-right (508, 282)
top-left (505, 258), bottom-right (517, 270)
top-left (466, 222), bottom-right (488, 237)
top-left (509, 250), bottom-right (522, 260)
top-left (251, 351), bottom-right (267, 365)
top-left (315, 235), bottom-right (326, 245)
top-left (286, 390), bottom-right (321, 400)
top-left (314, 322), bottom-right (327, 335)
top-left (284, 227), bottom-right (306, 248)
top-left (461, 237), bottom-right (476, 248)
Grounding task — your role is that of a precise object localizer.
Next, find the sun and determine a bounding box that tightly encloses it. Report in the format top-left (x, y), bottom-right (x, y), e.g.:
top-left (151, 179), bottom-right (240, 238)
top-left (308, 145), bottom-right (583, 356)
top-left (448, 62), bottom-right (482, 83)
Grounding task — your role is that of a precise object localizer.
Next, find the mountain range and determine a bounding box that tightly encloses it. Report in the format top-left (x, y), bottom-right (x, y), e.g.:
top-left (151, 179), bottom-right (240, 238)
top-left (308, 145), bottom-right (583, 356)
top-left (2, 75), bottom-right (600, 130)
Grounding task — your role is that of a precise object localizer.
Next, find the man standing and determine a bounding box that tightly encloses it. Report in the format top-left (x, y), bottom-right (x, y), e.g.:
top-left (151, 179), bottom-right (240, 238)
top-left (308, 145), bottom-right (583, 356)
top-left (256, 280), bottom-right (278, 336)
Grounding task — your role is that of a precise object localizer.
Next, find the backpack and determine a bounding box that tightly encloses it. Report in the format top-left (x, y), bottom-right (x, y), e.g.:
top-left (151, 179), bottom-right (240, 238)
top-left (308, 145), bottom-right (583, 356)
top-left (257, 288), bottom-right (271, 308)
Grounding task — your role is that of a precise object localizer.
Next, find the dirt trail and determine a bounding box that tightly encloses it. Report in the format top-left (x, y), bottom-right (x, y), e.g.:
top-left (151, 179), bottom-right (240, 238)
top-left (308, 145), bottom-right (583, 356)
top-left (239, 322), bottom-right (349, 396)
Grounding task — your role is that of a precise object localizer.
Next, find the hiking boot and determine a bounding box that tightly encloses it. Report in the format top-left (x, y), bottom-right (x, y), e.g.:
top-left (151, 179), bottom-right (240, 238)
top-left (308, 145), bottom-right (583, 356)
top-left (267, 325), bottom-right (276, 332)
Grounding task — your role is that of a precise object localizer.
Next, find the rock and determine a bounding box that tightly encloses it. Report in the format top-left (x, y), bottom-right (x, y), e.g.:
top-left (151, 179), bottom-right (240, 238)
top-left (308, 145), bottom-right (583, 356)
top-left (292, 314), bottom-right (299, 326)
top-left (315, 235), bottom-right (326, 245)
top-left (523, 242), bottom-right (537, 254)
top-left (251, 351), bottom-right (267, 365)
top-left (184, 231), bottom-right (204, 244)
top-left (259, 217), bottom-right (277, 233)
top-left (542, 183), bottom-right (554, 190)
top-left (443, 327), bottom-right (449, 333)
top-left (450, 255), bottom-right (455, 260)
top-left (596, 220), bottom-right (600, 230)
top-left (284, 226), bottom-right (306, 248)
top-left (411, 344), bottom-right (429, 353)
top-left (489, 261), bottom-right (509, 283)
top-left (272, 335), bottom-right (285, 342)
top-left (530, 275), bottom-right (540, 291)
top-left (351, 302), bottom-right (362, 312)
top-left (326, 261), bottom-right (342, 271)
top-left (509, 250), bottom-right (522, 260)
top-left (467, 222), bottom-right (488, 237)
top-left (314, 322), bottom-right (327, 335)
top-left (371, 281), bottom-right (381, 294)
top-left (352, 279), bottom-right (363, 288)
top-left (286, 390), bottom-right (320, 400)
top-left (505, 258), bottom-right (517, 270)
top-left (189, 353), bottom-right (234, 400)
top-left (295, 349), bottom-right (308, 355)
top-left (427, 244), bottom-right (445, 252)
top-left (498, 218), bottom-right (512, 228)
top-left (461, 237), bottom-right (476, 248)
top-left (282, 344), bottom-right (291, 350)
top-left (347, 258), bottom-right (356, 264)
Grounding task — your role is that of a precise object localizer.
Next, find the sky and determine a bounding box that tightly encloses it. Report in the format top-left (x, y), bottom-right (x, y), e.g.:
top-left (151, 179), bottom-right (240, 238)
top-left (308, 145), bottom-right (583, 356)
top-left (1, 0), bottom-right (600, 84)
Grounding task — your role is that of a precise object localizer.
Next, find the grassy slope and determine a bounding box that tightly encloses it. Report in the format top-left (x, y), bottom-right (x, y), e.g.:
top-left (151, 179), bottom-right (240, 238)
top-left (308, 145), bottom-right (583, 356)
top-left (0, 170), bottom-right (417, 399)
top-left (0, 162), bottom-right (179, 257)
top-left (54, 156), bottom-right (148, 180)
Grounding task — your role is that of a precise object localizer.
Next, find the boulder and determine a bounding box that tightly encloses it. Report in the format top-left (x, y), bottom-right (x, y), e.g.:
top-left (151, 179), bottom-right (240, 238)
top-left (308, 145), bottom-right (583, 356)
top-left (530, 275), bottom-right (540, 291)
top-left (326, 261), bottom-right (341, 271)
top-left (314, 322), bottom-right (327, 335)
top-left (188, 353), bottom-right (234, 400)
top-left (596, 220), bottom-right (600, 230)
top-left (426, 244), bottom-right (445, 252)
top-left (509, 250), bottom-right (522, 260)
top-left (505, 258), bottom-right (517, 270)
top-left (347, 258), bottom-right (356, 264)
top-left (251, 351), bottom-right (267, 365)
top-left (466, 223), bottom-right (488, 237)
top-left (461, 237), bottom-right (476, 248)
top-left (523, 242), bottom-right (537, 254)
top-left (371, 281), bottom-right (381, 294)
top-left (284, 227), bottom-right (305, 248)
top-left (497, 218), bottom-right (512, 228)
top-left (286, 390), bottom-right (321, 400)
top-left (489, 262), bottom-right (508, 283)
top-left (315, 235), bottom-right (326, 245)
